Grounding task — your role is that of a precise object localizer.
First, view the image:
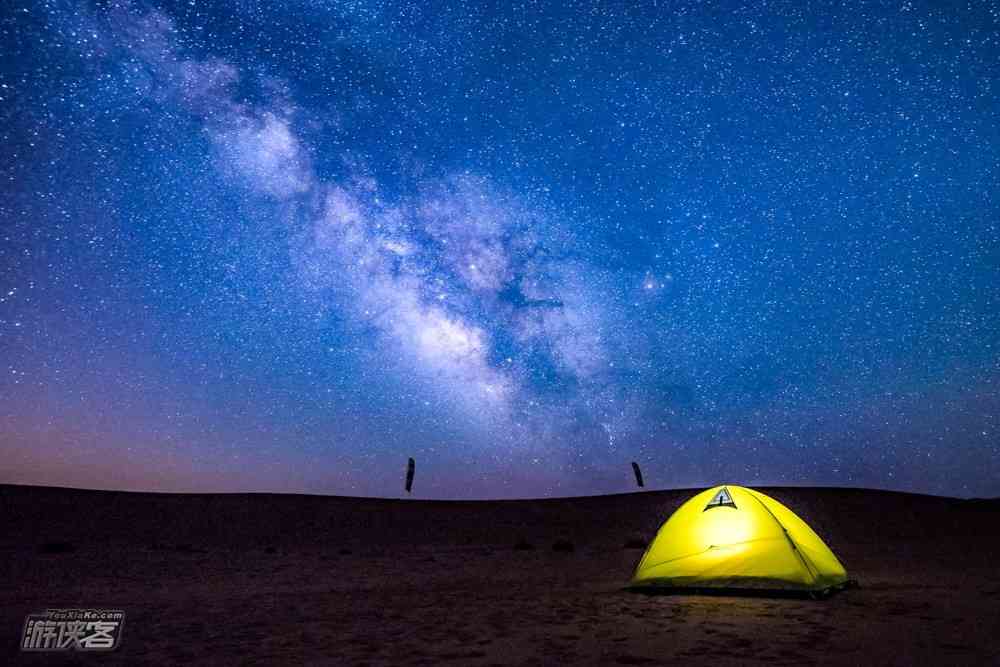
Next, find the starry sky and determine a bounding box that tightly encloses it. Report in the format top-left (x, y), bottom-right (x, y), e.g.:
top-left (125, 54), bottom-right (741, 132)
top-left (2, 0), bottom-right (998, 499)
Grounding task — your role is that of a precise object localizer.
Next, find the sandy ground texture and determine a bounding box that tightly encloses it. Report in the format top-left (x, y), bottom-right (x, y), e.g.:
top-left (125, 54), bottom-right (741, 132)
top-left (3, 484), bottom-right (999, 665)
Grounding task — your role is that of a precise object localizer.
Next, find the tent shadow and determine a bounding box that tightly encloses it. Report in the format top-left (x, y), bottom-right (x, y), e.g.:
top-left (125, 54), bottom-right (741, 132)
top-left (625, 579), bottom-right (859, 601)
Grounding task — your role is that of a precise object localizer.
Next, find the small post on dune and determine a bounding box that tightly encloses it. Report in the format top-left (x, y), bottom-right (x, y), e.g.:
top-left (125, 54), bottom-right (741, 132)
top-left (631, 461), bottom-right (644, 488)
top-left (405, 457), bottom-right (415, 494)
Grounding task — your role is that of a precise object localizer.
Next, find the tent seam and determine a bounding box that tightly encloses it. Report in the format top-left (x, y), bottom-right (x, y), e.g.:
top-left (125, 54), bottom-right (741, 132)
top-left (637, 535), bottom-right (789, 574)
top-left (744, 489), bottom-right (818, 585)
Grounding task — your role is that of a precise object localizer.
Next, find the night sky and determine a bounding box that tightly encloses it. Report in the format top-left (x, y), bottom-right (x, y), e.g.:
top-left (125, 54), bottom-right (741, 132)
top-left (2, 0), bottom-right (998, 499)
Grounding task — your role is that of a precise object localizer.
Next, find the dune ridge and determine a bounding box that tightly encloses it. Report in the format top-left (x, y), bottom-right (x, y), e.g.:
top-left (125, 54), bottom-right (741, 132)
top-left (4, 484), bottom-right (999, 665)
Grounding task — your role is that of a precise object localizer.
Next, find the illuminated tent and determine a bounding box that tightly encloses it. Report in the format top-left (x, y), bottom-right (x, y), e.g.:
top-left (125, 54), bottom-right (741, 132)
top-left (631, 485), bottom-right (848, 594)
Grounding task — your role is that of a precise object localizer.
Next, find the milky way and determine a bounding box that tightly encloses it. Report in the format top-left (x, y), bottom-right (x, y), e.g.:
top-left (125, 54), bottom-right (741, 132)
top-left (1, 1), bottom-right (998, 497)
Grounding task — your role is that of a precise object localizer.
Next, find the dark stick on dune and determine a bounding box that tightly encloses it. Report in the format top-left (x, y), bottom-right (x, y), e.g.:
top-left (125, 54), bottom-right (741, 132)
top-left (632, 462), bottom-right (645, 488)
top-left (405, 457), bottom-right (415, 493)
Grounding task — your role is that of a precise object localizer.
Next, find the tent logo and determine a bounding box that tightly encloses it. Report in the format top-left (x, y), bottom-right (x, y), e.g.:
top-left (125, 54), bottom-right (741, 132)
top-left (704, 487), bottom-right (736, 510)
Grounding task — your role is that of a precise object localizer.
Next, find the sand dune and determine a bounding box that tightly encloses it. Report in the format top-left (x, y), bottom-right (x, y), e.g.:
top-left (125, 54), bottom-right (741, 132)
top-left (4, 484), bottom-right (999, 665)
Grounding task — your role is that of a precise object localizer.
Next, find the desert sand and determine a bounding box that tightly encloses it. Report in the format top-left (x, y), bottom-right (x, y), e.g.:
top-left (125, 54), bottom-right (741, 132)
top-left (3, 484), bottom-right (999, 665)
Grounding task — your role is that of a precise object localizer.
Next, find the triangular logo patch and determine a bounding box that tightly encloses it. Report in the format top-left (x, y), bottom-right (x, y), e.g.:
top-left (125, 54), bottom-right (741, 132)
top-left (704, 487), bottom-right (736, 510)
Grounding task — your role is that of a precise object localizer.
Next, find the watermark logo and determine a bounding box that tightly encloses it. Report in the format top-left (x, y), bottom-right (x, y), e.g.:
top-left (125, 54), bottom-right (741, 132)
top-left (21, 609), bottom-right (124, 651)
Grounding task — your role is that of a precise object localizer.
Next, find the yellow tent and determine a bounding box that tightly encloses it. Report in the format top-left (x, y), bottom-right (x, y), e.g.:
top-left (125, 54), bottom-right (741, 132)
top-left (631, 485), bottom-right (848, 594)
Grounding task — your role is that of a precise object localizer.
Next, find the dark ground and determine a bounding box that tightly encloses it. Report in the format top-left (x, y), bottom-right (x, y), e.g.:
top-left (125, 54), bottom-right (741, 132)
top-left (3, 484), bottom-right (999, 665)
